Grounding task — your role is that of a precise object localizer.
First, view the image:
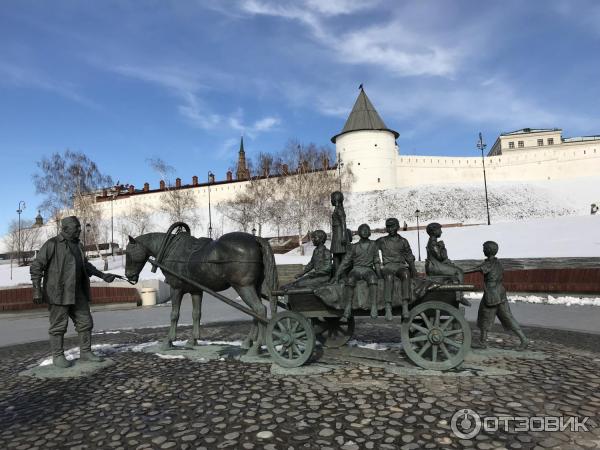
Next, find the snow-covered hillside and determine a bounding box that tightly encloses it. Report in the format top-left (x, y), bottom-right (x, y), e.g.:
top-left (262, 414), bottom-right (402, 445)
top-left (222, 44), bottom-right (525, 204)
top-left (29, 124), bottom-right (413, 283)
top-left (276, 214), bottom-right (600, 264)
top-left (344, 177), bottom-right (599, 228)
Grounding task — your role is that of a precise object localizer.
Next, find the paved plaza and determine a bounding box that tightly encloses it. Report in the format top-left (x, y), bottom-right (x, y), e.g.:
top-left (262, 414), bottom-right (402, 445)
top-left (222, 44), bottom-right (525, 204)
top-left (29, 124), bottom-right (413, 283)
top-left (1, 319), bottom-right (599, 450)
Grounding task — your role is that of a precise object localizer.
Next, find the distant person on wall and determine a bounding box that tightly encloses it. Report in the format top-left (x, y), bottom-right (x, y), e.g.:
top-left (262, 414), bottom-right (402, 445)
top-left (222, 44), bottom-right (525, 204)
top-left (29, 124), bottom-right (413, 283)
top-left (330, 191), bottom-right (348, 277)
top-left (465, 241), bottom-right (528, 350)
top-left (591, 203), bottom-right (598, 215)
top-left (30, 216), bottom-right (118, 368)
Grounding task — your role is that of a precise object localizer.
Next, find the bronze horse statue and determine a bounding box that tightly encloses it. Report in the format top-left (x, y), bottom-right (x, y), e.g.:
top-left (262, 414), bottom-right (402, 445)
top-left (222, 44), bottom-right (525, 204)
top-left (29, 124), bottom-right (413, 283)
top-left (124, 223), bottom-right (278, 355)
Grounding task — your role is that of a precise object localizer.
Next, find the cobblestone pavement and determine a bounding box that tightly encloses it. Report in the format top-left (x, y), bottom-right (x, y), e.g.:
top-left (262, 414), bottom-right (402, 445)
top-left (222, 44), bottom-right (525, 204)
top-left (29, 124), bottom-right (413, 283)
top-left (1, 320), bottom-right (599, 450)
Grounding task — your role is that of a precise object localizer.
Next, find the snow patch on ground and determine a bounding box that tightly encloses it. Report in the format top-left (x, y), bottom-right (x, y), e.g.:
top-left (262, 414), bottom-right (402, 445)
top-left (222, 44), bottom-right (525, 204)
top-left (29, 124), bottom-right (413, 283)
top-left (37, 339), bottom-right (244, 366)
top-left (348, 340), bottom-right (403, 351)
top-left (465, 292), bottom-right (600, 307)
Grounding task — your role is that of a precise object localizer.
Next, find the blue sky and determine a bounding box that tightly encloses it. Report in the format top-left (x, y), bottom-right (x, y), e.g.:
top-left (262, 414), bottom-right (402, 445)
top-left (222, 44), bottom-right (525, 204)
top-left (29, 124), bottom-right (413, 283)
top-left (1, 0), bottom-right (599, 233)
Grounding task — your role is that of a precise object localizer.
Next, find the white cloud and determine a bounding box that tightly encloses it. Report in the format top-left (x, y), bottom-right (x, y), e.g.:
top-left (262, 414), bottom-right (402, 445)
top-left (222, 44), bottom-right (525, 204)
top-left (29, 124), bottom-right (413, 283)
top-left (109, 63), bottom-right (280, 135)
top-left (236, 0), bottom-right (462, 77)
top-left (0, 61), bottom-right (98, 109)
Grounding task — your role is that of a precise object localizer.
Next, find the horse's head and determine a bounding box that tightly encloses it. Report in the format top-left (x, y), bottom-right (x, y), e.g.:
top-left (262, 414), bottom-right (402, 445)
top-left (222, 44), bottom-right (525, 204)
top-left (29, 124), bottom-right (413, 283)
top-left (125, 235), bottom-right (149, 284)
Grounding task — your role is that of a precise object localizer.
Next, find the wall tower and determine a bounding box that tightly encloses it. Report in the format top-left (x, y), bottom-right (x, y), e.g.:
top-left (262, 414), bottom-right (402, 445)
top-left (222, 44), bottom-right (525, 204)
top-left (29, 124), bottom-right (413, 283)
top-left (331, 87), bottom-right (399, 192)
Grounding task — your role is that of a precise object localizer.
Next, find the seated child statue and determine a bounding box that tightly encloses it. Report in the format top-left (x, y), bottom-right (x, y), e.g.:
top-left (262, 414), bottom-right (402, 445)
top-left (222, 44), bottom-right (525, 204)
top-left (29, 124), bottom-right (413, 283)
top-left (425, 222), bottom-right (470, 307)
top-left (425, 222), bottom-right (464, 283)
top-left (283, 230), bottom-right (332, 290)
top-left (334, 224), bottom-right (382, 319)
top-left (464, 241), bottom-right (528, 350)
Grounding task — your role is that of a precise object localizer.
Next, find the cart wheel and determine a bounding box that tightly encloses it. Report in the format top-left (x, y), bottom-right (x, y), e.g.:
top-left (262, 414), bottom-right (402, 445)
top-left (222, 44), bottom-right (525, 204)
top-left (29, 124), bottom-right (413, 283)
top-left (401, 301), bottom-right (471, 370)
top-left (266, 311), bottom-right (315, 368)
top-left (312, 317), bottom-right (355, 348)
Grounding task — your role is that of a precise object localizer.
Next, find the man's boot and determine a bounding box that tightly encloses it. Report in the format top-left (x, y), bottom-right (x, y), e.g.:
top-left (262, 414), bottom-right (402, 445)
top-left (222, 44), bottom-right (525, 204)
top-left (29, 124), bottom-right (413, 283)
top-left (514, 328), bottom-right (529, 351)
top-left (474, 330), bottom-right (488, 349)
top-left (79, 331), bottom-right (104, 362)
top-left (49, 335), bottom-right (72, 368)
top-left (369, 284), bottom-right (378, 319)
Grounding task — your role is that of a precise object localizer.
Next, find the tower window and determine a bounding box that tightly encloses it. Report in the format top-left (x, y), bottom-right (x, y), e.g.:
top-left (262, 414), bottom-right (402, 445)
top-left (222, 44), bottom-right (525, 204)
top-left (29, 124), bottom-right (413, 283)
top-left (377, 178), bottom-right (380, 183)
top-left (537, 139), bottom-right (543, 146)
top-left (548, 138), bottom-right (554, 145)
top-left (508, 141), bottom-right (515, 149)
top-left (518, 141), bottom-right (524, 148)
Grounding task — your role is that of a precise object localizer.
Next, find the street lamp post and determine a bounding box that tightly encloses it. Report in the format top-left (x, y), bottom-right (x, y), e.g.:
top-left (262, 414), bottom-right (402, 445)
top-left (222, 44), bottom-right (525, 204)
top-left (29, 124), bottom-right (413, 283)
top-left (110, 185), bottom-right (120, 256)
top-left (477, 132), bottom-right (491, 225)
top-left (208, 171), bottom-right (213, 239)
top-left (252, 227), bottom-right (257, 236)
top-left (16, 201), bottom-right (25, 266)
top-left (84, 223), bottom-right (91, 257)
top-left (415, 208), bottom-right (421, 262)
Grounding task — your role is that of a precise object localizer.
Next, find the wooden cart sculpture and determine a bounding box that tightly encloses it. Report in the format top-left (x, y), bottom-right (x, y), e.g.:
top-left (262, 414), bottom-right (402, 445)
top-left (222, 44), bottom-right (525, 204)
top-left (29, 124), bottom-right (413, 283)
top-left (267, 278), bottom-right (476, 371)
top-left (126, 223), bottom-right (477, 372)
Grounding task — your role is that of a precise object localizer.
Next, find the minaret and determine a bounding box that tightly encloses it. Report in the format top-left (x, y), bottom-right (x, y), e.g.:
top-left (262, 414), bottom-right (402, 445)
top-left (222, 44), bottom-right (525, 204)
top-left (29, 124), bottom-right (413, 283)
top-left (236, 136), bottom-right (250, 180)
top-left (331, 86), bottom-right (399, 192)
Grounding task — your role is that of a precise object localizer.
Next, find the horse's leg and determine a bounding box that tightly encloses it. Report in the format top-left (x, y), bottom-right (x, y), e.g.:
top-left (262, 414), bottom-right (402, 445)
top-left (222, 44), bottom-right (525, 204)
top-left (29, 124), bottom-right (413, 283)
top-left (235, 285), bottom-right (266, 356)
top-left (162, 289), bottom-right (183, 350)
top-left (187, 292), bottom-right (203, 348)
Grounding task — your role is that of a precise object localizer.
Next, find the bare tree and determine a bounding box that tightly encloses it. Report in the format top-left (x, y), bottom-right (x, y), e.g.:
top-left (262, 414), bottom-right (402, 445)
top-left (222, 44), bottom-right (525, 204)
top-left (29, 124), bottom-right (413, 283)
top-left (274, 140), bottom-right (350, 255)
top-left (219, 194), bottom-right (255, 232)
top-left (118, 204), bottom-right (153, 239)
top-left (32, 150), bottom-right (113, 227)
top-left (147, 157), bottom-right (201, 229)
top-left (4, 220), bottom-right (44, 265)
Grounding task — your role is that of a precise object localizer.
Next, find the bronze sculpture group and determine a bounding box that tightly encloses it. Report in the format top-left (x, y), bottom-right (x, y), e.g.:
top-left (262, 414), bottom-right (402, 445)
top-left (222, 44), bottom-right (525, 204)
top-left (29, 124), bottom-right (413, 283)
top-left (30, 191), bottom-right (528, 370)
top-left (283, 191), bottom-right (528, 351)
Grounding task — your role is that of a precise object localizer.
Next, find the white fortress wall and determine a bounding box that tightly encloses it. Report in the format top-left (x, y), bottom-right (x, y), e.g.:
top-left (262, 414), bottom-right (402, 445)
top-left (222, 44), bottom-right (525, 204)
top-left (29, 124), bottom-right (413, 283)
top-left (95, 179), bottom-right (252, 219)
top-left (390, 142), bottom-right (600, 190)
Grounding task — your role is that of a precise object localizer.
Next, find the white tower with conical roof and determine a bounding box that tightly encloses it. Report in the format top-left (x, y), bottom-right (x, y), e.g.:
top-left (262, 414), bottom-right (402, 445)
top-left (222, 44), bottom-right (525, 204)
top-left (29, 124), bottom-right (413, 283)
top-left (332, 87), bottom-right (399, 192)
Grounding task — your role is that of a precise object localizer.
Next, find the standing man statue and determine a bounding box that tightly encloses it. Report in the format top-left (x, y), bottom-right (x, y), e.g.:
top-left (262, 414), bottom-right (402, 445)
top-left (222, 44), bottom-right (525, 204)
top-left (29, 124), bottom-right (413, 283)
top-left (334, 223), bottom-right (382, 319)
top-left (330, 191), bottom-right (348, 277)
top-left (376, 218), bottom-right (416, 321)
top-left (30, 216), bottom-right (117, 368)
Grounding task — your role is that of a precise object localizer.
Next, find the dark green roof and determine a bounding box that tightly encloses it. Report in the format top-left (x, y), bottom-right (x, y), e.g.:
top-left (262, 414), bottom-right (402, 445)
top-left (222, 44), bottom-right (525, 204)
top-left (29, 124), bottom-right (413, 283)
top-left (331, 88), bottom-right (399, 143)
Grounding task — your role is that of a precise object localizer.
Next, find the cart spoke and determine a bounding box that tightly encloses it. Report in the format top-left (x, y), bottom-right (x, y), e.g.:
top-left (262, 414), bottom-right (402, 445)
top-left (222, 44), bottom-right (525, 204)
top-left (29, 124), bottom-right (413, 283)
top-left (420, 313), bottom-right (433, 330)
top-left (440, 316), bottom-right (455, 331)
top-left (288, 345), bottom-right (293, 359)
top-left (295, 330), bottom-right (307, 340)
top-left (277, 343), bottom-right (289, 356)
top-left (290, 320), bottom-right (299, 334)
top-left (440, 342), bottom-right (451, 359)
top-left (276, 321), bottom-right (286, 333)
top-left (434, 309), bottom-right (440, 327)
top-left (410, 323), bottom-right (429, 334)
top-left (409, 334), bottom-right (429, 343)
top-left (444, 337), bottom-right (461, 348)
top-left (272, 330), bottom-right (284, 339)
top-left (431, 345), bottom-right (438, 362)
top-left (417, 341), bottom-right (431, 356)
top-left (443, 329), bottom-right (464, 338)
top-left (285, 318), bottom-right (291, 332)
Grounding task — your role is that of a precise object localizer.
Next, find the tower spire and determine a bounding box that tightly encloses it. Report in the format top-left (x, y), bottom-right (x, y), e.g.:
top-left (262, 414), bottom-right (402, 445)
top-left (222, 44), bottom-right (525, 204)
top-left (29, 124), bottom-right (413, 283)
top-left (236, 136), bottom-right (249, 180)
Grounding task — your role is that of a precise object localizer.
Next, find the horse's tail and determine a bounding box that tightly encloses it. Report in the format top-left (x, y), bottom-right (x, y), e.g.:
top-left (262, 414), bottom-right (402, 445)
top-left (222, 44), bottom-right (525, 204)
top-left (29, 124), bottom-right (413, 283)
top-left (255, 236), bottom-right (279, 314)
